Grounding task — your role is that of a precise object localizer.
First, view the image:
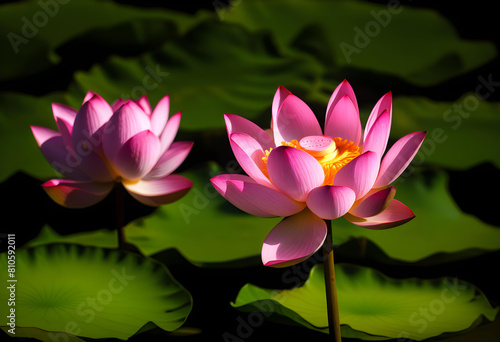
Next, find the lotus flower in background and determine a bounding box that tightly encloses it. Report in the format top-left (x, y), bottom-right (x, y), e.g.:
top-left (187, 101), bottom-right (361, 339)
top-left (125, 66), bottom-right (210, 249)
top-left (211, 80), bottom-right (426, 267)
top-left (31, 92), bottom-right (193, 208)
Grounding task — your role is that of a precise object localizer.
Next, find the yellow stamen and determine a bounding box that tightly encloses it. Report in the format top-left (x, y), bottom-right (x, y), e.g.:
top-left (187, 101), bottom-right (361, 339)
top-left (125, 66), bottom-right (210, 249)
top-left (262, 136), bottom-right (360, 185)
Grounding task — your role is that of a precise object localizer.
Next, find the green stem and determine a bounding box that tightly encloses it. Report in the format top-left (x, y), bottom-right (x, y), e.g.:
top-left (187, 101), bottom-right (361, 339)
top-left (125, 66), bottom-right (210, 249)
top-left (323, 219), bottom-right (342, 342)
top-left (116, 184), bottom-right (126, 250)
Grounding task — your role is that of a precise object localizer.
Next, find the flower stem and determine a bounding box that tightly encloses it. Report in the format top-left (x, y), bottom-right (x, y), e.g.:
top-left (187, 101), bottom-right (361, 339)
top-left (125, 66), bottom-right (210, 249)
top-left (116, 184), bottom-right (126, 249)
top-left (323, 219), bottom-right (342, 341)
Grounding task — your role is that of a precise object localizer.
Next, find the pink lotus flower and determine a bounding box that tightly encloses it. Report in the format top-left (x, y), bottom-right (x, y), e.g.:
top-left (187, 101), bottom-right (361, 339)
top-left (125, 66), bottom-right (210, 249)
top-left (31, 92), bottom-right (193, 208)
top-left (211, 80), bottom-right (426, 267)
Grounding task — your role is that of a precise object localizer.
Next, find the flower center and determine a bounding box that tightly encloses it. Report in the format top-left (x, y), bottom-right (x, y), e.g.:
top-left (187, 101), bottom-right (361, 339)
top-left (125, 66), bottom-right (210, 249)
top-left (262, 135), bottom-right (360, 185)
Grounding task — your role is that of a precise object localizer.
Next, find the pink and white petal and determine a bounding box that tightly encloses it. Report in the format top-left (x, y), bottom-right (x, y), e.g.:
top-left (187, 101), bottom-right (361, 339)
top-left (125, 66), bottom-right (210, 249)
top-left (102, 100), bottom-right (152, 161)
top-left (306, 185), bottom-right (356, 220)
top-left (42, 179), bottom-right (113, 208)
top-left (144, 141), bottom-right (193, 180)
top-left (230, 133), bottom-right (275, 188)
top-left (31, 125), bottom-right (59, 147)
top-left (334, 151), bottom-right (379, 199)
top-left (324, 95), bottom-right (362, 145)
top-left (150, 95), bottom-right (170, 136)
top-left (362, 110), bottom-right (391, 159)
top-left (72, 95), bottom-right (113, 152)
top-left (273, 94), bottom-right (322, 146)
top-left (224, 114), bottom-right (275, 151)
top-left (267, 146), bottom-right (324, 202)
top-left (31, 126), bottom-right (88, 179)
top-left (374, 131), bottom-right (427, 188)
top-left (262, 209), bottom-right (327, 267)
top-left (326, 80), bottom-right (359, 124)
top-left (52, 103), bottom-right (77, 127)
top-left (123, 174), bottom-right (193, 206)
top-left (225, 179), bottom-right (306, 217)
top-left (365, 92), bottom-right (392, 141)
top-left (345, 199), bottom-right (414, 230)
top-left (111, 98), bottom-right (127, 112)
top-left (83, 91), bottom-right (97, 103)
top-left (272, 85), bottom-right (292, 123)
top-left (349, 186), bottom-right (396, 218)
top-left (113, 130), bottom-right (161, 181)
top-left (159, 111), bottom-right (182, 153)
top-left (211, 173), bottom-right (257, 195)
top-left (136, 95), bottom-right (152, 115)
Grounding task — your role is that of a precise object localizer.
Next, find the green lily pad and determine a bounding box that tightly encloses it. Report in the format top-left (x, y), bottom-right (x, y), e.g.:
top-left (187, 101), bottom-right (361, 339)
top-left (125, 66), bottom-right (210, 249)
top-left (0, 243), bottom-right (192, 340)
top-left (392, 94), bottom-right (500, 169)
top-left (332, 168), bottom-right (500, 263)
top-left (233, 263), bottom-right (499, 340)
top-left (221, 0), bottom-right (496, 86)
top-left (67, 20), bottom-right (323, 131)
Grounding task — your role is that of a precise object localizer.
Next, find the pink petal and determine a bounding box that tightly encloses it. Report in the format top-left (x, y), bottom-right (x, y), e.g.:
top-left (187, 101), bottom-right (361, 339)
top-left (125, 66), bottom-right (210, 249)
top-left (365, 92), bottom-right (392, 141)
top-left (42, 179), bottom-right (113, 208)
top-left (136, 95), bottom-right (152, 115)
top-left (345, 199), bottom-right (415, 229)
top-left (324, 95), bottom-right (362, 145)
top-left (326, 79), bottom-right (359, 124)
top-left (71, 95), bottom-right (115, 181)
top-left (306, 185), bottom-right (356, 220)
top-left (230, 133), bottom-right (275, 188)
top-left (211, 175), bottom-right (306, 217)
top-left (102, 100), bottom-right (152, 162)
top-left (272, 85), bottom-right (292, 120)
top-left (362, 110), bottom-right (391, 159)
top-left (144, 141), bottom-right (193, 180)
top-left (334, 151), bottom-right (379, 199)
top-left (31, 126), bottom-right (88, 180)
top-left (72, 95), bottom-right (113, 149)
top-left (273, 94), bottom-right (322, 146)
top-left (111, 98), bottom-right (127, 112)
top-left (349, 186), bottom-right (396, 218)
top-left (160, 111), bottom-right (182, 153)
top-left (150, 95), bottom-right (170, 136)
top-left (113, 130), bottom-right (161, 181)
top-left (262, 209), bottom-right (327, 267)
top-left (267, 146), bottom-right (324, 202)
top-left (123, 174), bottom-right (193, 206)
top-left (31, 125), bottom-right (59, 147)
top-left (52, 103), bottom-right (77, 127)
top-left (374, 131), bottom-right (427, 188)
top-left (225, 114), bottom-right (275, 151)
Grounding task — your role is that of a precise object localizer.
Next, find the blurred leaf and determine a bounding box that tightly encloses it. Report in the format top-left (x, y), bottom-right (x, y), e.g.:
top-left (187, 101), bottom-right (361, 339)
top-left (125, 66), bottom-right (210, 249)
top-left (221, 0), bottom-right (496, 86)
top-left (67, 21), bottom-right (324, 130)
top-left (0, 244), bottom-right (192, 340)
top-left (26, 225), bottom-right (117, 250)
top-left (0, 0), bottom-right (201, 81)
top-left (233, 263), bottom-right (499, 340)
top-left (333, 168), bottom-right (500, 263)
top-left (392, 94), bottom-right (500, 169)
top-left (0, 92), bottom-right (66, 182)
